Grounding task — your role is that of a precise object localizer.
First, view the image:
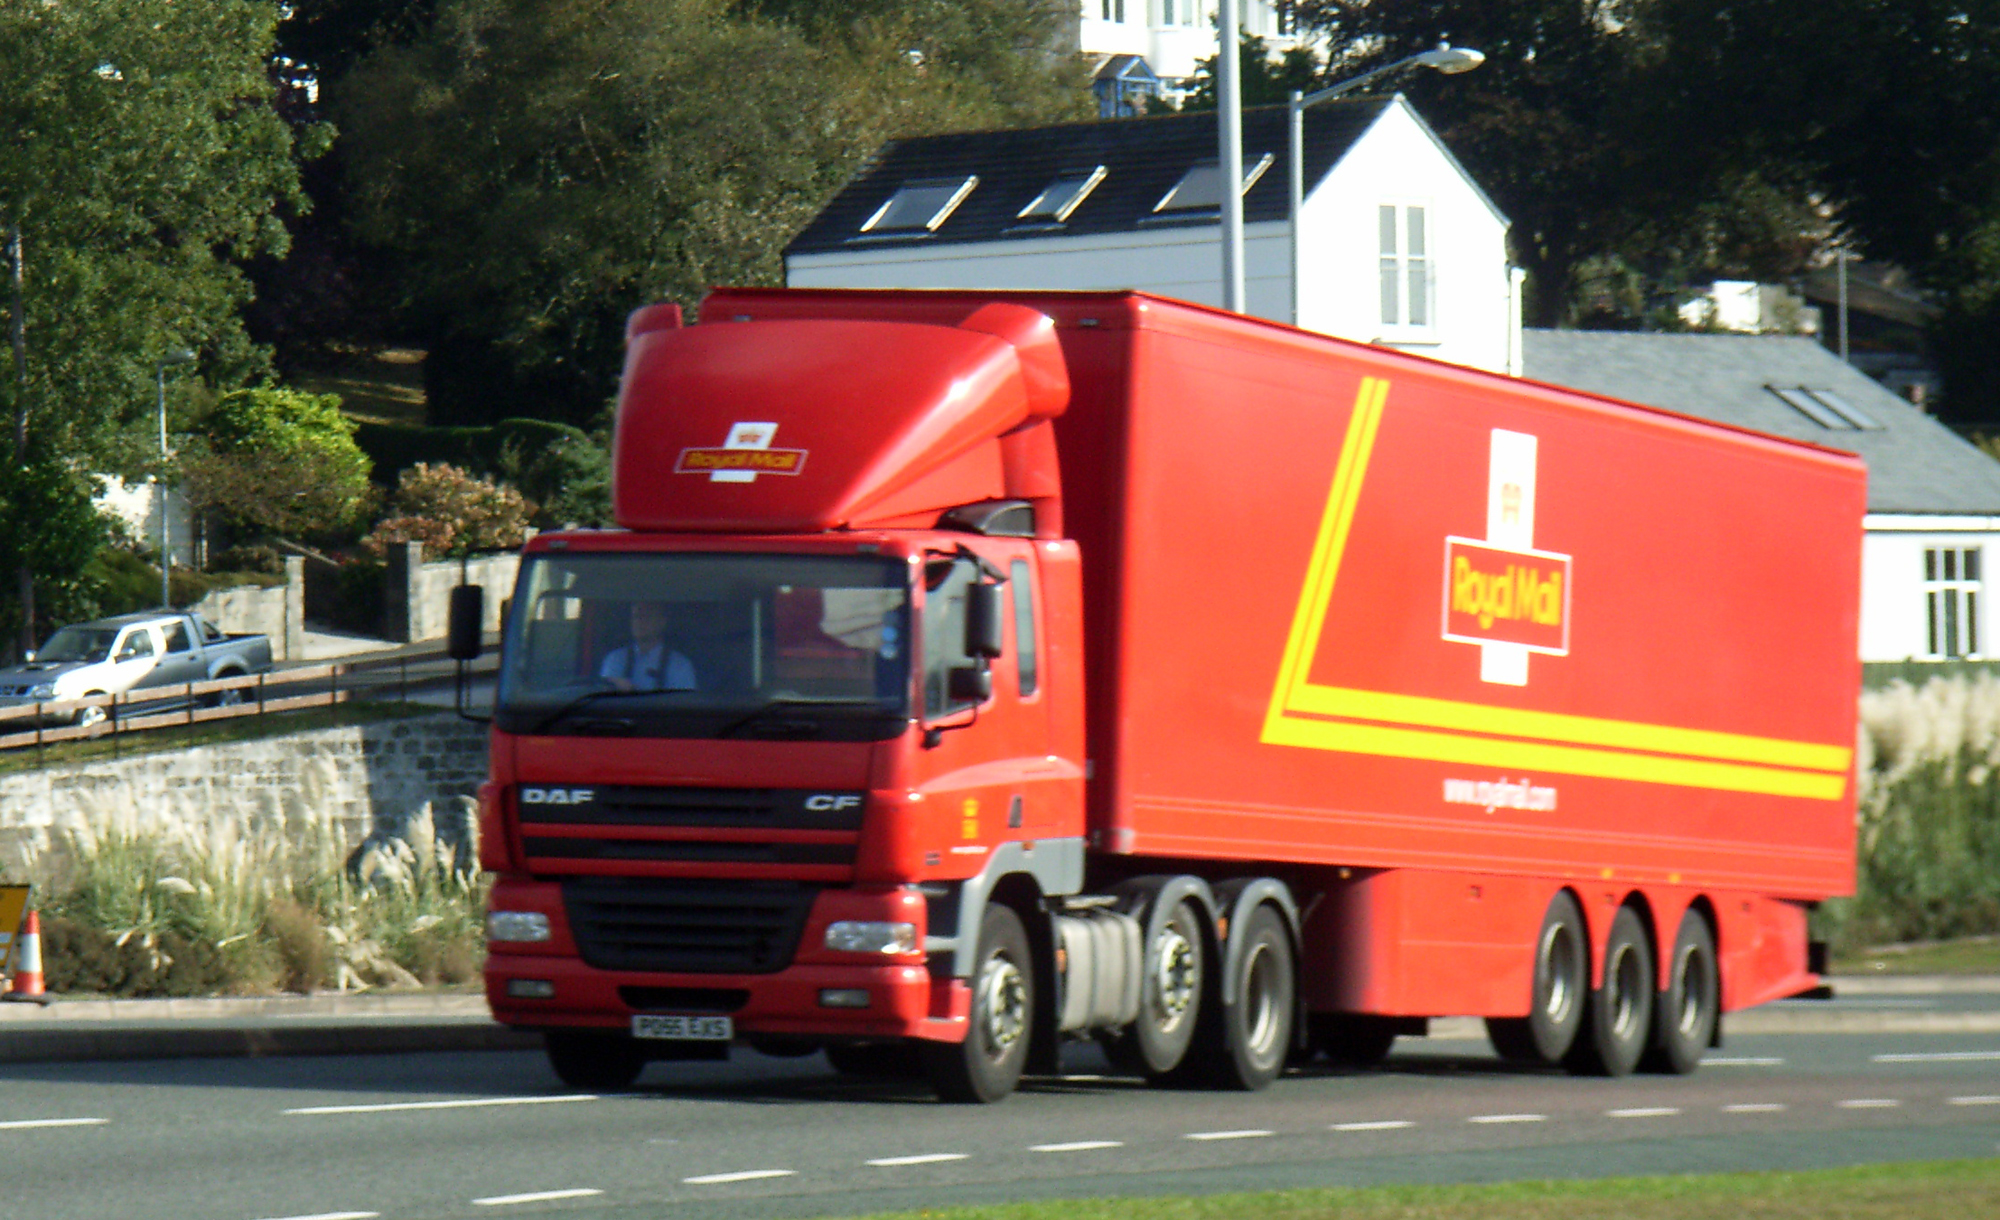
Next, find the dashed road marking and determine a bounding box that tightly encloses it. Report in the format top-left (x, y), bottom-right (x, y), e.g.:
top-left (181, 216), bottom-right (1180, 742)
top-left (252, 1212), bottom-right (380, 1220)
top-left (1330, 1120), bottom-right (1415, 1132)
top-left (1874, 1051), bottom-right (2000, 1064)
top-left (472, 1189), bottom-right (603, 1207)
top-left (1031, 1140), bottom-right (1123, 1153)
top-left (1705, 1057), bottom-right (1785, 1066)
top-left (1607, 1107), bottom-right (1680, 1118)
top-left (683, 1170), bottom-right (796, 1185)
top-left (867, 1153), bottom-right (970, 1167)
top-left (1185, 1129), bottom-right (1274, 1141)
top-left (1837, 1099), bottom-right (1902, 1109)
top-left (1722, 1103), bottom-right (1787, 1113)
top-left (286, 1095), bottom-right (598, 1116)
top-left (1468, 1113), bottom-right (1546, 1125)
top-left (1951, 1096), bottom-right (2000, 1106)
top-left (0, 1118), bottom-right (109, 1131)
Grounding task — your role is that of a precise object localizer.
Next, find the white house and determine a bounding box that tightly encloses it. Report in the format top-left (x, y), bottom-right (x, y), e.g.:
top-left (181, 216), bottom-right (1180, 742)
top-left (1525, 330), bottom-right (2000, 663)
top-left (1077, 1), bottom-right (1304, 109)
top-left (785, 97), bottom-right (1523, 375)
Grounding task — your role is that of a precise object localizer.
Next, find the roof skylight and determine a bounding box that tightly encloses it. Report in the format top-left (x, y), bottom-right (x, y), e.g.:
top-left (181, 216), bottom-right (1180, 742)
top-left (1018, 166), bottom-right (1107, 223)
top-left (1153, 154), bottom-right (1275, 213)
top-left (859, 176), bottom-right (979, 236)
top-left (1768, 386), bottom-right (1883, 430)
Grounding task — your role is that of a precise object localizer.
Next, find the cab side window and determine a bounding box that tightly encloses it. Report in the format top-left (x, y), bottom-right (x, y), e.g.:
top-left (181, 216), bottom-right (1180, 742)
top-left (922, 556), bottom-right (980, 720)
top-left (1010, 559), bottom-right (1037, 697)
top-left (162, 622), bottom-right (192, 653)
top-left (117, 629), bottom-right (156, 661)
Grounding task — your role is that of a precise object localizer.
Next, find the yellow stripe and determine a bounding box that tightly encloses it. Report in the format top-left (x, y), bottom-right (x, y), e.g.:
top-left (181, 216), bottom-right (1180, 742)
top-left (1259, 377), bottom-right (1851, 800)
top-left (1263, 715), bottom-right (1848, 801)
top-left (1286, 685), bottom-right (1852, 773)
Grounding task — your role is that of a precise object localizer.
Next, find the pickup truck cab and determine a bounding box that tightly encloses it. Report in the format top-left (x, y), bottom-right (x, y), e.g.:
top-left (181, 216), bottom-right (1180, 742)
top-left (0, 611), bottom-right (274, 725)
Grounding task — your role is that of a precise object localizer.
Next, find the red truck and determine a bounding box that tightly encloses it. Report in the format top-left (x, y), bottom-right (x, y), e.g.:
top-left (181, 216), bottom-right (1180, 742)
top-left (465, 288), bottom-right (1862, 1103)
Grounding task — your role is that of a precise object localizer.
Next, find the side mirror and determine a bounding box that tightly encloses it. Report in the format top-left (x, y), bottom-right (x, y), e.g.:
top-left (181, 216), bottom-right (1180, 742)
top-left (947, 664), bottom-right (992, 704)
top-left (448, 585), bottom-right (485, 661)
top-left (964, 582), bottom-right (1004, 660)
top-left (21, 651), bottom-right (32, 663)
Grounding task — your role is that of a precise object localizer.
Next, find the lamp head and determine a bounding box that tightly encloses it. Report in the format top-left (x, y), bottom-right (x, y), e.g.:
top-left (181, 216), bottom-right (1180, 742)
top-left (160, 349), bottom-right (196, 366)
top-left (1417, 45), bottom-right (1485, 75)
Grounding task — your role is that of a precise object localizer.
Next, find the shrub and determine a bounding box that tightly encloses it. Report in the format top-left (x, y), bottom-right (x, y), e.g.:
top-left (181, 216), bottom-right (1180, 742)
top-left (181, 386), bottom-right (377, 542)
top-left (362, 462), bottom-right (532, 560)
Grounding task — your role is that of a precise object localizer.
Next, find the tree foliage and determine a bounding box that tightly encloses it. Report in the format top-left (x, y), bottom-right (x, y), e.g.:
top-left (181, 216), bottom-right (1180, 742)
top-left (336, 0), bottom-right (1088, 426)
top-left (362, 462), bottom-right (532, 559)
top-left (179, 386), bottom-right (376, 541)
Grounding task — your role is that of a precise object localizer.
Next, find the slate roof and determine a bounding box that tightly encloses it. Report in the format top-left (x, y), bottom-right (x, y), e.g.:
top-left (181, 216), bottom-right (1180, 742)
top-left (787, 99), bottom-right (1398, 257)
top-left (1523, 329), bottom-right (2000, 515)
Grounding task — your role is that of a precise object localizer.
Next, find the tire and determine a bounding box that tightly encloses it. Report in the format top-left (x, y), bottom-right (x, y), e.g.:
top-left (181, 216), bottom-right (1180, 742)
top-left (1309, 1013), bottom-right (1399, 1067)
top-left (922, 903), bottom-right (1033, 1103)
top-left (74, 695), bottom-right (109, 729)
top-left (1486, 890), bottom-right (1589, 1065)
top-left (1643, 909), bottom-right (1718, 1075)
top-left (825, 1041), bottom-right (924, 1078)
top-left (206, 678), bottom-right (247, 709)
top-left (544, 1029), bottom-right (646, 1090)
top-left (1564, 905), bottom-right (1655, 1078)
top-left (1128, 898), bottom-right (1206, 1078)
top-left (1206, 905), bottom-right (1295, 1090)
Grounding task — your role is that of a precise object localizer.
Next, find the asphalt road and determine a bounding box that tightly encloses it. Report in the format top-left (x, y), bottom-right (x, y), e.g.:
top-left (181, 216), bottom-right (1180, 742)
top-left (8, 993), bottom-right (2000, 1220)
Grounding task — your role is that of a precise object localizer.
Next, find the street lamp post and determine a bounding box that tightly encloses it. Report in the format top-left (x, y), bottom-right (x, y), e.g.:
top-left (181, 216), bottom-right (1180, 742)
top-left (156, 349), bottom-right (195, 609)
top-left (1287, 45), bottom-right (1485, 326)
top-left (1217, 0), bottom-right (1245, 313)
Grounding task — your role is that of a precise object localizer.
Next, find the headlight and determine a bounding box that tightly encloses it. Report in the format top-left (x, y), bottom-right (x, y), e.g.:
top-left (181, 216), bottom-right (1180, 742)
top-left (824, 920), bottom-right (918, 954)
top-left (28, 683), bottom-right (54, 699)
top-left (487, 911), bottom-right (552, 943)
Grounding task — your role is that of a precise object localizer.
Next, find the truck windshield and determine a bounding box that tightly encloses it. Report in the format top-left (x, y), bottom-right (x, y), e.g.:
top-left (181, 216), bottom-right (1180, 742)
top-left (497, 551), bottom-right (911, 740)
top-left (36, 627), bottom-right (118, 664)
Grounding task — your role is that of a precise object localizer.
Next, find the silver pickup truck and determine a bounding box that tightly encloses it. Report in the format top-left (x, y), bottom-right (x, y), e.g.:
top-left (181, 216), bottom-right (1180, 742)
top-left (0, 611), bottom-right (274, 725)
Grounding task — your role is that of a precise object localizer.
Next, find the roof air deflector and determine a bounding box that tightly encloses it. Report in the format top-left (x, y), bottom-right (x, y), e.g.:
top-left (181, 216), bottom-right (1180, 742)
top-left (859, 176), bottom-right (979, 236)
top-left (1153, 153), bottom-right (1275, 214)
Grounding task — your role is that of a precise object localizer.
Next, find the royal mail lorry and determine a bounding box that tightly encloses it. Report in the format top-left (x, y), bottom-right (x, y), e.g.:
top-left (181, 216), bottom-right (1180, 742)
top-left (469, 288), bottom-right (1862, 1102)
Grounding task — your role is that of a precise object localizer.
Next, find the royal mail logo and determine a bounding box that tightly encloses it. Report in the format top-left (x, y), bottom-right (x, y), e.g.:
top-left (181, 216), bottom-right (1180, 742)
top-left (676, 421), bottom-right (808, 483)
top-left (1442, 537), bottom-right (1571, 654)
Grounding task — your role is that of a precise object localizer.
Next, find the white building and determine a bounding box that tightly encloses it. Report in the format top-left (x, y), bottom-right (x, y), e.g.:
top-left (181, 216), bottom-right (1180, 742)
top-left (1077, 1), bottom-right (1304, 110)
top-left (785, 97), bottom-right (1523, 375)
top-left (95, 476), bottom-right (194, 566)
top-left (1525, 330), bottom-right (2000, 663)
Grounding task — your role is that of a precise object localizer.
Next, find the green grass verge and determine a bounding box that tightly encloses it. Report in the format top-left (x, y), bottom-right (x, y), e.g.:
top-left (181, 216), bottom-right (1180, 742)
top-left (295, 345), bottom-right (428, 427)
top-left (840, 1160), bottom-right (2000, 1220)
top-left (1834, 935), bottom-right (2000, 975)
top-left (0, 700), bottom-right (440, 775)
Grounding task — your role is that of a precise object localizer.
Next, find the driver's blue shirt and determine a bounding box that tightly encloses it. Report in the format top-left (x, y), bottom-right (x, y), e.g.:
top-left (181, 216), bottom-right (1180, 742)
top-left (598, 642), bottom-right (697, 690)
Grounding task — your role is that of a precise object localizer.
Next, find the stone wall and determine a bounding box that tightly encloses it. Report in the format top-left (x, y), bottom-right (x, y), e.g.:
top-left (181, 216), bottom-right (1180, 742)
top-left (0, 714), bottom-right (488, 867)
top-left (193, 556), bottom-right (306, 661)
top-left (384, 543), bottom-right (521, 644)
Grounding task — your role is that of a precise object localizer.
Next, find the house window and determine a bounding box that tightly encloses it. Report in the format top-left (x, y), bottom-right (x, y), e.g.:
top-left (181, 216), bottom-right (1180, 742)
top-left (859, 176), bottom-right (979, 236)
top-left (1379, 204), bottom-right (1431, 329)
top-left (1018, 166), bottom-right (1106, 223)
top-left (1100, 0), bottom-right (1126, 19)
top-left (1161, 0), bottom-right (1203, 27)
top-left (1768, 386), bottom-right (1882, 430)
top-left (1926, 546), bottom-right (1981, 658)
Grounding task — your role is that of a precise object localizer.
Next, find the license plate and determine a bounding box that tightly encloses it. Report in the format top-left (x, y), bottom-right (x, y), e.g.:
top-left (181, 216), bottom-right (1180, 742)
top-left (632, 1014), bottom-right (732, 1041)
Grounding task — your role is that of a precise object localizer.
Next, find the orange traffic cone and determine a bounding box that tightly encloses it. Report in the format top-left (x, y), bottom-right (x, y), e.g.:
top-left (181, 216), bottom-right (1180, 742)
top-left (3, 909), bottom-right (47, 1003)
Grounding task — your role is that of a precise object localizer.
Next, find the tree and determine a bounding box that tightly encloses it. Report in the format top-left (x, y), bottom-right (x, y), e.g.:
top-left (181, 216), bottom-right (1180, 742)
top-left (0, 0), bottom-right (326, 651)
top-left (178, 386), bottom-right (376, 544)
top-left (336, 0), bottom-right (1088, 427)
top-left (362, 463), bottom-right (532, 559)
top-left (1181, 33), bottom-right (1323, 111)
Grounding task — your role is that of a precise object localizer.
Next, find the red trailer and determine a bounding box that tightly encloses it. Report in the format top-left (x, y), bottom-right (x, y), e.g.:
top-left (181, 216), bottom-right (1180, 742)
top-left (470, 289), bottom-right (1861, 1102)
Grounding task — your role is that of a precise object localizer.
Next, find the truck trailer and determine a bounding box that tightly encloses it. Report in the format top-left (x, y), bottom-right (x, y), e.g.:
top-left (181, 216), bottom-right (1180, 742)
top-left (469, 288), bottom-right (1862, 1102)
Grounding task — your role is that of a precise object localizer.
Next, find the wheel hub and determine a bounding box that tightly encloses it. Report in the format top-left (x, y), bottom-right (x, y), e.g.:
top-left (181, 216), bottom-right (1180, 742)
top-left (977, 956), bottom-right (1027, 1056)
top-left (1152, 928), bottom-right (1196, 1027)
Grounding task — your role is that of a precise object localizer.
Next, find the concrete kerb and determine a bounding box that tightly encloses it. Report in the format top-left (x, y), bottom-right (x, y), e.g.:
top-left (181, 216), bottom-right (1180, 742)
top-left (2, 977), bottom-right (1995, 1065)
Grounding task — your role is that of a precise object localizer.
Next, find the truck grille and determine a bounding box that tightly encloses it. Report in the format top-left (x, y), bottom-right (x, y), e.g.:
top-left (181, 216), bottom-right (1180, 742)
top-left (520, 785), bottom-right (865, 830)
top-left (520, 784), bottom-right (863, 875)
top-left (561, 877), bottom-right (821, 974)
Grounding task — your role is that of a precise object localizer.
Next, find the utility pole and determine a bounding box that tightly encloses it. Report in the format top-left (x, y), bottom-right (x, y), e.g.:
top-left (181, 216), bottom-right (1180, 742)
top-left (7, 218), bottom-right (32, 657)
top-left (1217, 0), bottom-right (1245, 313)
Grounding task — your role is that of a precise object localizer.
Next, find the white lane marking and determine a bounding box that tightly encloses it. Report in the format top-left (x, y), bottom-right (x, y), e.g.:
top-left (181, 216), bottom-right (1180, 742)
top-left (1607, 1107), bottom-right (1681, 1118)
top-left (1330, 1120), bottom-right (1414, 1132)
top-left (1705, 1057), bottom-right (1785, 1066)
top-left (1951, 1095), bottom-right (2000, 1106)
top-left (252, 1213), bottom-right (380, 1220)
top-left (472, 1189), bottom-right (603, 1207)
top-left (286, 1095), bottom-right (598, 1116)
top-left (0, 1118), bottom-right (109, 1131)
top-left (1468, 1113), bottom-right (1546, 1124)
top-left (867, 1153), bottom-right (969, 1167)
top-left (1875, 1051), bottom-right (2000, 1063)
top-left (1837, 1098), bottom-right (1902, 1109)
top-left (1723, 1103), bottom-right (1787, 1113)
top-left (1184, 1129), bottom-right (1274, 1141)
top-left (683, 1170), bottom-right (796, 1185)
top-left (1031, 1140), bottom-right (1123, 1153)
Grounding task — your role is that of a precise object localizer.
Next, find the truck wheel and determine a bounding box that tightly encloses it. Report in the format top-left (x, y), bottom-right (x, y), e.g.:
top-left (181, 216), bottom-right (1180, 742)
top-left (1130, 898), bottom-right (1206, 1078)
top-left (826, 1041), bottom-right (924, 1078)
top-left (1487, 890), bottom-right (1588, 1065)
top-left (74, 695), bottom-right (109, 729)
top-left (206, 679), bottom-right (246, 709)
top-left (923, 903), bottom-right (1033, 1103)
top-left (1309, 1013), bottom-right (1398, 1067)
top-left (1208, 905), bottom-right (1295, 1090)
top-left (1564, 906), bottom-right (1654, 1077)
top-left (544, 1030), bottom-right (646, 1090)
top-left (1643, 910), bottom-right (1718, 1075)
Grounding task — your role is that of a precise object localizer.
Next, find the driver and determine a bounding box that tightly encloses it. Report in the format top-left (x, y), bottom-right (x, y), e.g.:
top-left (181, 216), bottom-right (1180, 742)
top-left (599, 601), bottom-right (698, 691)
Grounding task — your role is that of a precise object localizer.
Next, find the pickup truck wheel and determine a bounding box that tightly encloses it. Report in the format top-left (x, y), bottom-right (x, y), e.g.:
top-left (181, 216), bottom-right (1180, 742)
top-left (1207, 905), bottom-right (1295, 1090)
top-left (1564, 906), bottom-right (1655, 1078)
top-left (544, 1030), bottom-right (646, 1090)
top-left (922, 903), bottom-right (1032, 1103)
top-left (206, 679), bottom-right (247, 709)
top-left (1487, 890), bottom-right (1588, 1065)
top-left (1642, 910), bottom-right (1718, 1075)
top-left (73, 696), bottom-right (109, 729)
